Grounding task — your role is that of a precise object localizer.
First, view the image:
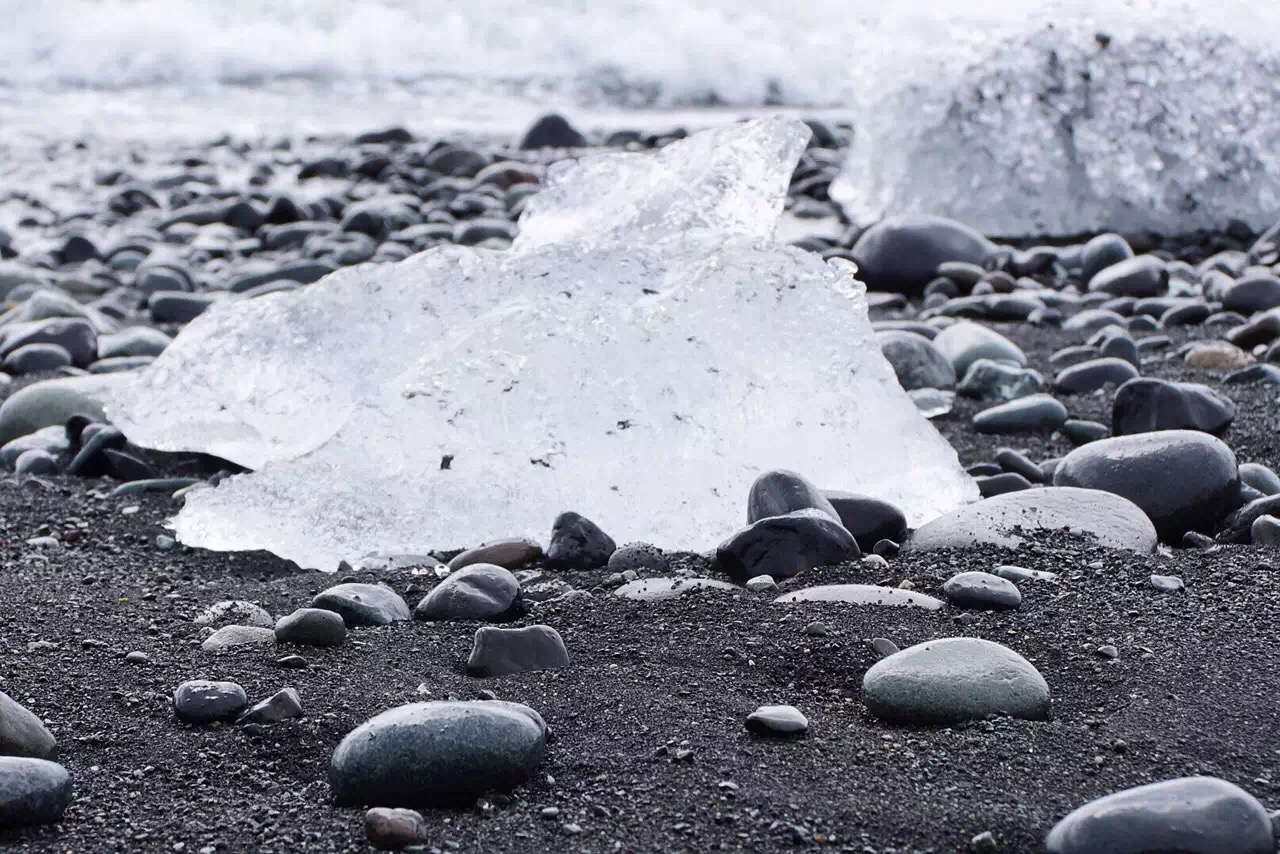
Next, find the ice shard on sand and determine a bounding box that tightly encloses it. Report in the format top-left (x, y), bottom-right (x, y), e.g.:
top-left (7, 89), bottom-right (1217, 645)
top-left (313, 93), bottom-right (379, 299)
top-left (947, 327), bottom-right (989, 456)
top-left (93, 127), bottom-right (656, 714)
top-left (115, 117), bottom-right (977, 570)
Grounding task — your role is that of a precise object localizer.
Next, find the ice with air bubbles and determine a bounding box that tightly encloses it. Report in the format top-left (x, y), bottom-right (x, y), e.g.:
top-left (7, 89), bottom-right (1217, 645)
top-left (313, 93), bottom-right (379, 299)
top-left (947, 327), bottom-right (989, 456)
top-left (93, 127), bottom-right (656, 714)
top-left (832, 0), bottom-right (1280, 237)
top-left (115, 117), bottom-right (977, 570)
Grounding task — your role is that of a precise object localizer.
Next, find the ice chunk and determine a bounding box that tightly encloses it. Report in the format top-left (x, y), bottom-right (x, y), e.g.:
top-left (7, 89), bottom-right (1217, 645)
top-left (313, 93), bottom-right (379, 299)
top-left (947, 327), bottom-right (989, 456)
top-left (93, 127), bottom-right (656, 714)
top-left (832, 0), bottom-right (1280, 237)
top-left (152, 118), bottom-right (976, 570)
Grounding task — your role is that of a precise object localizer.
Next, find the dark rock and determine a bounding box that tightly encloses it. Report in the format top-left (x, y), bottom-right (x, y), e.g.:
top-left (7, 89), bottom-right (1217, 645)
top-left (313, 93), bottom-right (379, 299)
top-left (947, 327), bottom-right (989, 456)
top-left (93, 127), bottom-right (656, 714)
top-left (173, 680), bottom-right (248, 723)
top-left (994, 448), bottom-right (1044, 483)
top-left (1239, 462), bottom-right (1280, 496)
top-left (2, 344), bottom-right (72, 375)
top-left (745, 705), bottom-right (808, 737)
top-left (1054, 430), bottom-right (1238, 540)
top-left (748, 470), bottom-right (839, 524)
top-left (1112, 377), bottom-right (1234, 435)
top-left (518, 114), bottom-right (588, 149)
top-left (274, 608), bottom-right (347, 647)
top-left (976, 472), bottom-right (1033, 497)
top-left (414, 564), bottom-right (520, 622)
top-left (354, 127), bottom-right (414, 145)
top-left (957, 360), bottom-right (1046, 401)
top-left (467, 625), bottom-right (569, 677)
top-left (712, 509), bottom-right (861, 582)
top-left (973, 394), bottom-right (1068, 433)
top-left (238, 688), bottom-right (303, 725)
top-left (1062, 419), bottom-right (1109, 445)
top-left (851, 216), bottom-right (995, 296)
top-left (0, 758), bottom-right (71, 826)
top-left (312, 583), bottom-right (410, 627)
top-left (1226, 307), bottom-right (1280, 349)
top-left (1217, 494), bottom-right (1280, 543)
top-left (0, 318), bottom-right (96, 366)
top-left (1088, 255), bottom-right (1167, 298)
top-left (1081, 233), bottom-right (1133, 284)
top-left (1055, 357), bottom-right (1139, 394)
top-left (822, 491), bottom-right (908, 552)
top-left (878, 331), bottom-right (956, 390)
top-left (1223, 274), bottom-right (1280, 315)
top-left (0, 692), bottom-right (57, 759)
top-left (148, 291), bottom-right (218, 324)
top-left (941, 571), bottom-right (1022, 610)
top-left (546, 512), bottom-right (616, 570)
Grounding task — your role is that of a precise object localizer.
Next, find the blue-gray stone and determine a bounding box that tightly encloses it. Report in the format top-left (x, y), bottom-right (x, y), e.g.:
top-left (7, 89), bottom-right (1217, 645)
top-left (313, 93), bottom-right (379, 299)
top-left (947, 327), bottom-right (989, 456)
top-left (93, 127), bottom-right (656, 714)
top-left (713, 509), bottom-right (860, 582)
top-left (312, 583), bottom-right (410, 628)
top-left (957, 359), bottom-right (1047, 401)
top-left (329, 701), bottom-right (545, 806)
top-left (863, 638), bottom-right (1050, 724)
top-left (850, 215), bottom-right (995, 296)
top-left (933, 321), bottom-right (1026, 378)
top-left (1087, 254), bottom-right (1167, 298)
top-left (878, 330), bottom-right (956, 390)
top-left (941, 571), bottom-right (1022, 610)
top-left (0, 757), bottom-right (71, 826)
top-left (1240, 462), bottom-right (1280, 496)
top-left (173, 680), bottom-right (248, 723)
top-left (0, 692), bottom-right (57, 759)
top-left (613, 577), bottom-right (739, 601)
top-left (1055, 357), bottom-right (1139, 394)
top-left (2, 343), bottom-right (72, 375)
top-left (973, 394), bottom-right (1067, 433)
top-left (467, 625), bottom-right (569, 677)
top-left (414, 564), bottom-right (519, 622)
top-left (274, 608), bottom-right (348, 647)
top-left (1045, 776), bottom-right (1273, 854)
top-left (1112, 377), bottom-right (1234, 435)
top-left (748, 469), bottom-right (840, 524)
top-left (97, 326), bottom-right (171, 359)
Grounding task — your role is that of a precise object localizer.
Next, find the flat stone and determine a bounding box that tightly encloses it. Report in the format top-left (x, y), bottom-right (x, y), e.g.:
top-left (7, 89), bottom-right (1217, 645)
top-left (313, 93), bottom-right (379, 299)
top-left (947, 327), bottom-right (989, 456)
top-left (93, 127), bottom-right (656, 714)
top-left (862, 637), bottom-right (1050, 724)
top-left (773, 584), bottom-right (943, 609)
top-left (745, 705), bottom-right (808, 737)
top-left (414, 564), bottom-right (520, 622)
top-left (274, 608), bottom-right (348, 647)
top-left (467, 625), bottom-right (569, 677)
top-left (1150, 574), bottom-right (1185, 592)
top-left (941, 571), bottom-right (1022, 610)
top-left (1054, 430), bottom-right (1239, 541)
top-left (993, 565), bottom-right (1059, 584)
top-left (0, 757), bottom-right (71, 827)
top-left (613, 577), bottom-right (740, 602)
top-left (173, 680), bottom-right (248, 723)
top-left (905, 487), bottom-right (1157, 553)
top-left (1054, 357), bottom-right (1139, 394)
top-left (201, 625), bottom-right (276, 653)
top-left (193, 600), bottom-right (273, 629)
top-left (0, 374), bottom-right (125, 445)
top-left (447, 538), bottom-right (541, 572)
top-left (312, 583), bottom-right (410, 627)
top-left (0, 691), bottom-right (57, 759)
top-left (973, 394), bottom-right (1068, 433)
top-left (1045, 776), bottom-right (1273, 854)
top-left (238, 688), bottom-right (303, 725)
top-left (712, 509), bottom-right (861, 582)
top-left (329, 701), bottom-right (545, 807)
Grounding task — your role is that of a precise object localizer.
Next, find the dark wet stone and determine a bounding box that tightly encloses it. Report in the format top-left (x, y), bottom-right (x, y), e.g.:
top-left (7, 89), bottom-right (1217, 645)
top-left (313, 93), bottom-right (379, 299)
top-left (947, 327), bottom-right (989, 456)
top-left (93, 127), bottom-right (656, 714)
top-left (1045, 776), bottom-right (1273, 854)
top-left (2, 344), bottom-right (72, 375)
top-left (102, 448), bottom-right (156, 482)
top-left (973, 394), bottom-right (1067, 433)
top-left (66, 425), bottom-right (125, 477)
top-left (1095, 326), bottom-right (1140, 367)
top-left (518, 114), bottom-right (588, 149)
top-left (994, 448), bottom-right (1044, 483)
top-left (822, 492), bottom-right (908, 552)
top-left (448, 538), bottom-right (542, 572)
top-left (148, 291), bottom-right (218, 324)
top-left (906, 487), bottom-right (1156, 553)
top-left (467, 625), bottom-right (569, 677)
top-left (228, 262), bottom-right (335, 294)
top-left (1112, 377), bottom-right (1234, 435)
top-left (329, 701), bottom-right (545, 807)
top-left (173, 680), bottom-right (248, 723)
top-left (274, 608), bottom-right (347, 647)
top-left (1223, 274), bottom-right (1280, 315)
top-left (862, 638), bottom-right (1050, 724)
top-left (941, 571), bottom-right (1022, 610)
top-left (0, 318), bottom-right (96, 366)
top-left (957, 360), bottom-right (1046, 401)
top-left (851, 215), bottom-right (995, 296)
top-left (1087, 254), bottom-right (1167, 298)
top-left (748, 470), bottom-right (839, 525)
top-left (0, 757), bottom-right (71, 827)
top-left (354, 127), bottom-right (414, 145)
top-left (1054, 430), bottom-right (1239, 541)
top-left (1226, 307), bottom-right (1280, 349)
top-left (1217, 494), bottom-right (1280, 544)
top-left (1239, 462), bottom-right (1280, 496)
top-left (977, 472), bottom-right (1033, 497)
top-left (1225, 364), bottom-right (1280, 385)
top-left (1081, 233), bottom-right (1134, 284)
top-left (1062, 419), bottom-right (1109, 446)
top-left (713, 509), bottom-right (861, 582)
top-left (312, 583), bottom-right (411, 628)
top-left (1054, 357), bottom-right (1139, 394)
top-left (0, 692), bottom-right (57, 759)
top-left (1049, 345), bottom-right (1101, 370)
top-left (546, 512), bottom-right (616, 570)
top-left (878, 331), bottom-right (956, 390)
top-left (414, 564), bottom-right (520, 622)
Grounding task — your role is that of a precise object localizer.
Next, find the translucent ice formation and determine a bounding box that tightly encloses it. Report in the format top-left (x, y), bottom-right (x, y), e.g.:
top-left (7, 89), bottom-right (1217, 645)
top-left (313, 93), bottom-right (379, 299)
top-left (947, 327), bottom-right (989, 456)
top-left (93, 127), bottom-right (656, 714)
top-left (832, 0), bottom-right (1280, 237)
top-left (144, 118), bottom-right (975, 570)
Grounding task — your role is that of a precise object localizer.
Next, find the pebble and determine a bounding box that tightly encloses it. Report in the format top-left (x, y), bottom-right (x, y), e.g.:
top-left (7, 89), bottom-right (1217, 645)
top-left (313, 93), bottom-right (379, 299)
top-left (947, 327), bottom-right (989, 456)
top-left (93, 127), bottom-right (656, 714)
top-left (124, 651), bottom-right (148, 664)
top-left (606, 542), bottom-right (670, 574)
top-left (957, 360), bottom-right (1046, 401)
top-left (870, 637), bottom-right (900, 658)
top-left (274, 608), bottom-right (348, 647)
top-left (1250, 514), bottom-right (1280, 546)
top-left (312, 583), bottom-right (411, 627)
top-left (993, 565), bottom-right (1059, 584)
top-left (0, 691), bottom-right (58, 759)
top-left (173, 680), bottom-right (248, 723)
top-left (906, 487), bottom-right (1157, 553)
top-left (466, 625), bottom-right (569, 677)
top-left (941, 571), bottom-right (1022, 610)
top-left (744, 705), bottom-right (808, 737)
top-left (1081, 233), bottom-right (1134, 284)
top-left (933, 321), bottom-right (1027, 378)
top-left (746, 575), bottom-right (778, 592)
top-left (878, 330), bottom-right (957, 389)
top-left (973, 394), bottom-right (1068, 433)
top-left (1087, 254), bottom-right (1167, 298)
top-left (329, 701), bottom-right (545, 806)
top-left (365, 807), bottom-right (427, 850)
top-left (238, 688), bottom-right (303, 725)
top-left (773, 584), bottom-right (943, 609)
top-left (201, 625), bottom-right (277, 653)
top-left (545, 511), bottom-right (616, 570)
top-left (0, 757), bottom-right (71, 826)
top-left (14, 449), bottom-right (58, 475)
top-left (1150, 574), bottom-right (1185, 592)
top-left (1054, 357), bottom-right (1139, 394)
top-left (862, 638), bottom-right (1050, 724)
top-left (414, 563), bottom-right (520, 621)
top-left (1054, 430), bottom-right (1239, 540)
top-left (712, 509), bottom-right (860, 582)
top-left (193, 600), bottom-right (273, 629)
top-left (1045, 776), bottom-right (1273, 854)
top-left (447, 537), bottom-right (541, 572)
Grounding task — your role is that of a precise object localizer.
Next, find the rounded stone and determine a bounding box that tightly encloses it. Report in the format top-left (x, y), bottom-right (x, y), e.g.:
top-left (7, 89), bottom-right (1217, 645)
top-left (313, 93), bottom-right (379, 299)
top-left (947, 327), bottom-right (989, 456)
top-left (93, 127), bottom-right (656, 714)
top-left (14, 449), bottom-right (59, 475)
top-left (1054, 357), bottom-right (1139, 394)
top-left (1081, 233), bottom-right (1134, 284)
top-left (745, 705), bottom-right (808, 737)
top-left (0, 757), bottom-right (71, 827)
top-left (274, 608), bottom-right (348, 647)
top-left (546, 511), bottom-right (616, 570)
top-left (878, 331), bottom-right (957, 390)
top-left (1240, 462), bottom-right (1280, 496)
top-left (773, 584), bottom-right (943, 610)
top-left (933, 321), bottom-right (1027, 379)
top-left (712, 509), bottom-right (861, 582)
top-left (823, 491), bottom-right (909, 552)
top-left (312, 583), bottom-right (411, 627)
top-left (466, 625), bottom-right (569, 677)
top-left (905, 487), bottom-right (1157, 553)
top-left (613, 577), bottom-right (740, 601)
top-left (747, 469), bottom-right (839, 524)
top-left (1087, 254), bottom-right (1167, 298)
top-left (2, 343), bottom-right (72, 375)
top-left (414, 564), bottom-right (519, 622)
top-left (193, 600), bottom-right (274, 629)
top-left (973, 394), bottom-right (1068, 433)
top-left (447, 538), bottom-right (541, 572)
top-left (0, 375), bottom-right (123, 446)
top-left (1112, 377), bottom-right (1234, 436)
top-left (862, 638), bottom-right (1050, 724)
top-left (329, 701), bottom-right (545, 807)
top-left (850, 215), bottom-right (995, 296)
top-left (173, 680), bottom-right (248, 723)
top-left (0, 691), bottom-right (57, 759)
top-left (1252, 514), bottom-right (1280, 546)
top-left (1045, 776), bottom-right (1273, 854)
top-left (941, 571), bottom-right (1022, 611)
top-left (1053, 430), bottom-right (1239, 541)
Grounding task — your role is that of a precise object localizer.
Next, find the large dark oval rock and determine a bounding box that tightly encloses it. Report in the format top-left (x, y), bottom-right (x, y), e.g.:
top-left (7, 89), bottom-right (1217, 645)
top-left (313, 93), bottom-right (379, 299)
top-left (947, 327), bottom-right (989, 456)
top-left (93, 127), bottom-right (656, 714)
top-left (1087, 254), bottom-right (1167, 298)
top-left (1045, 776), bottom-right (1273, 854)
top-left (1112, 377), bottom-right (1235, 435)
top-left (851, 215), bottom-right (995, 296)
top-left (0, 757), bottom-right (71, 827)
top-left (467, 625), bottom-right (569, 677)
top-left (1054, 430), bottom-right (1238, 540)
top-left (822, 491), bottom-right (908, 552)
top-left (312, 583), bottom-right (411, 628)
top-left (0, 692), bottom-right (57, 759)
top-left (1223, 274), bottom-right (1280, 315)
top-left (546, 512), bottom-right (616, 570)
top-left (878, 331), bottom-right (956, 390)
top-left (712, 509), bottom-right (861, 582)
top-left (905, 487), bottom-right (1156, 553)
top-left (863, 638), bottom-right (1050, 724)
top-left (747, 470), bottom-right (839, 525)
top-left (329, 701), bottom-right (545, 807)
top-left (414, 564), bottom-right (520, 622)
